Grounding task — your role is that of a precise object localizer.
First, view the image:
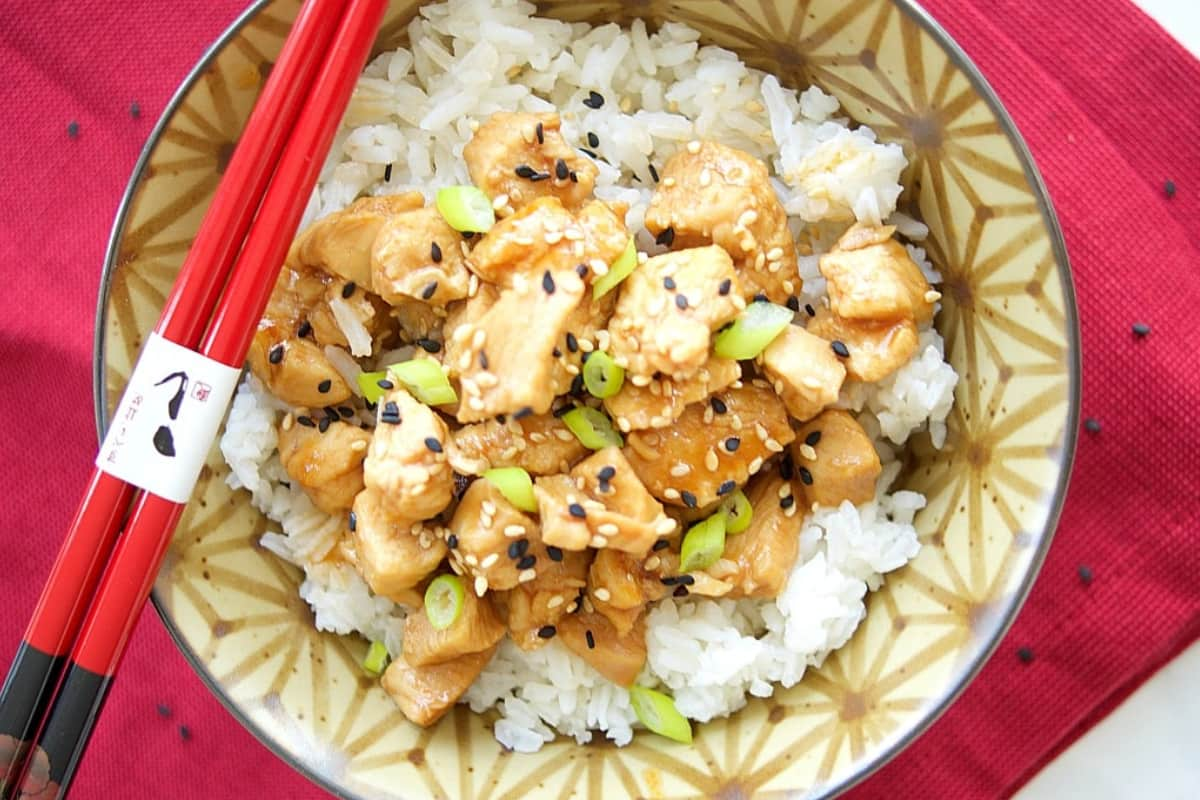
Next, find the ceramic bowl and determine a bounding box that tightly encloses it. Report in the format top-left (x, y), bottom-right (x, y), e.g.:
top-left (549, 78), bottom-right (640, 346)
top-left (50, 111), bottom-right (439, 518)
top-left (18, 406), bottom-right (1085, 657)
top-left (95, 0), bottom-right (1079, 796)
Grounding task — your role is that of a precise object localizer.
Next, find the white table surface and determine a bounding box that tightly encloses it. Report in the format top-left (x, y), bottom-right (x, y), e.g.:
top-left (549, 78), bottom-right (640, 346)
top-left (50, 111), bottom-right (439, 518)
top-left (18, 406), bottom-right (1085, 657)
top-left (1015, 2), bottom-right (1200, 798)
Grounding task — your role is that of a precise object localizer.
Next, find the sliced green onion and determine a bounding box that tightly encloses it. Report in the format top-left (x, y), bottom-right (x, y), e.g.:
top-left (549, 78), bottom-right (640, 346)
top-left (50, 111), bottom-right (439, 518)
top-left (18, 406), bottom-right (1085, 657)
top-left (357, 370), bottom-right (389, 404)
top-left (582, 350), bottom-right (625, 399)
top-left (593, 237), bottom-right (638, 300)
top-left (722, 490), bottom-right (753, 534)
top-left (362, 640), bottom-right (389, 676)
top-left (388, 359), bottom-right (458, 406)
top-left (679, 512), bottom-right (727, 572)
top-left (713, 301), bottom-right (794, 360)
top-left (424, 574), bottom-right (466, 631)
top-left (484, 467), bottom-right (537, 513)
top-left (629, 686), bottom-right (692, 744)
top-left (562, 406), bottom-right (623, 449)
top-left (435, 186), bottom-right (495, 233)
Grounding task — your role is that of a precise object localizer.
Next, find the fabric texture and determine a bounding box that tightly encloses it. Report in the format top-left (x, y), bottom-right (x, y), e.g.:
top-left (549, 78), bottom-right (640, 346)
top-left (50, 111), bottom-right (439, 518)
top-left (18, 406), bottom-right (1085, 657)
top-left (0, 1), bottom-right (1196, 797)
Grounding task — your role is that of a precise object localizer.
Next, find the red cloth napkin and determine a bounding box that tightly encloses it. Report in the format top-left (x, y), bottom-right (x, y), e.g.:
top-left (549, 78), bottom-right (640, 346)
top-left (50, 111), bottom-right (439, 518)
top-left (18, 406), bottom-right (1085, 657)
top-left (1, 1), bottom-right (1197, 797)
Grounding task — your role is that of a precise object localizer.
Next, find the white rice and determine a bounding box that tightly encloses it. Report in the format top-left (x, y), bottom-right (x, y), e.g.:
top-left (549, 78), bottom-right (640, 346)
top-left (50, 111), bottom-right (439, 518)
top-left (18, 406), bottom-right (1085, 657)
top-left (223, 0), bottom-right (960, 752)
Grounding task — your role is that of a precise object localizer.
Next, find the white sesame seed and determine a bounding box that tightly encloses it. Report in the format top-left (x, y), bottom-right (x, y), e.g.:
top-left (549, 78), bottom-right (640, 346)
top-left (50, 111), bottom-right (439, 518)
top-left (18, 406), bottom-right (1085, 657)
top-left (730, 415), bottom-right (743, 431)
top-left (663, 487), bottom-right (681, 500)
top-left (597, 523), bottom-right (619, 536)
top-left (703, 406), bottom-right (714, 424)
top-left (565, 364), bottom-right (580, 376)
top-left (631, 374), bottom-right (652, 387)
top-left (578, 338), bottom-right (594, 353)
top-left (705, 450), bottom-right (719, 471)
top-left (281, 414), bottom-right (294, 431)
top-left (783, 280), bottom-right (795, 294)
top-left (465, 553), bottom-right (479, 566)
top-left (925, 289), bottom-right (943, 303)
top-left (350, 439), bottom-right (367, 452)
top-left (617, 416), bottom-right (632, 432)
top-left (590, 535), bottom-right (609, 548)
top-left (474, 576), bottom-right (488, 596)
top-left (748, 456), bottom-right (764, 473)
top-left (596, 330), bottom-right (611, 350)
top-left (482, 501), bottom-right (497, 515)
top-left (754, 423), bottom-right (769, 441)
top-left (450, 559), bottom-right (464, 575)
top-left (553, 428), bottom-right (573, 442)
top-left (529, 431), bottom-right (547, 443)
top-left (784, 504), bottom-right (798, 517)
top-left (798, 443), bottom-right (817, 461)
top-left (563, 227), bottom-right (584, 241)
top-left (492, 193), bottom-right (509, 211)
top-left (478, 553), bottom-right (498, 569)
top-left (594, 587), bottom-right (612, 602)
top-left (655, 516), bottom-right (677, 535)
top-left (670, 463), bottom-right (690, 477)
top-left (768, 259), bottom-right (783, 273)
top-left (457, 351), bottom-right (473, 372)
top-left (777, 483), bottom-right (791, 499)
top-left (662, 177), bottom-right (676, 188)
top-left (518, 569), bottom-right (537, 584)
top-left (544, 230), bottom-right (564, 245)
top-left (801, 376), bottom-right (824, 390)
top-left (547, 595), bottom-right (565, 609)
top-left (765, 438), bottom-right (784, 453)
top-left (686, 140), bottom-right (701, 154)
top-left (699, 169), bottom-right (712, 188)
top-left (476, 372), bottom-right (498, 388)
top-left (583, 597), bottom-right (595, 613)
top-left (472, 329), bottom-right (486, 349)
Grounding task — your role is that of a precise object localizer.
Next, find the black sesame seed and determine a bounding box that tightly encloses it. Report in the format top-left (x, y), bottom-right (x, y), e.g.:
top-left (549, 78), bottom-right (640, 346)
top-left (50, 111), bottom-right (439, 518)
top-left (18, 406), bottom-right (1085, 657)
top-left (677, 574), bottom-right (695, 586)
top-left (268, 344), bottom-right (284, 364)
top-left (673, 585), bottom-right (690, 597)
top-left (724, 436), bottom-right (741, 452)
top-left (384, 163), bottom-right (393, 182)
top-left (479, 350), bottom-right (489, 370)
top-left (681, 490), bottom-right (698, 508)
top-left (156, 703), bottom-right (171, 717)
top-left (553, 347), bottom-right (563, 358)
top-left (1083, 417), bottom-right (1101, 434)
top-left (780, 495), bottom-right (795, 509)
top-left (659, 575), bottom-right (682, 586)
top-left (569, 170), bottom-right (578, 183)
top-left (598, 466), bottom-right (616, 481)
top-left (297, 320), bottom-right (312, 339)
top-left (535, 121), bottom-right (544, 144)
top-left (805, 430), bottom-right (822, 447)
top-left (663, 276), bottom-right (676, 291)
top-left (585, 630), bottom-right (596, 649)
top-left (580, 147), bottom-right (598, 159)
top-left (553, 403), bottom-right (574, 419)
top-left (753, 293), bottom-right (768, 304)
top-left (575, 263), bottom-right (589, 279)
top-left (430, 241), bottom-right (443, 263)
top-left (717, 480), bottom-right (736, 496)
top-left (786, 296), bottom-right (800, 312)
top-left (675, 294), bottom-right (688, 310)
top-left (710, 397), bottom-right (728, 414)
top-left (1164, 179), bottom-right (1176, 198)
top-left (555, 158), bottom-right (569, 180)
top-left (317, 379), bottom-right (332, 394)
top-left (529, 171), bottom-right (551, 182)
top-left (515, 164), bottom-right (536, 178)
top-left (377, 378), bottom-right (394, 390)
top-left (67, 121), bottom-right (79, 138)
top-left (718, 278), bottom-right (732, 296)
top-left (296, 416), bottom-right (315, 428)
top-left (798, 466), bottom-right (814, 485)
top-left (517, 555), bottom-right (537, 570)
top-left (318, 417), bottom-right (331, 433)
top-left (380, 401), bottom-right (401, 425)
top-left (568, 503), bottom-right (587, 519)
top-left (565, 332), bottom-right (579, 353)
top-left (804, 303), bottom-right (816, 317)
top-left (830, 340), bottom-right (850, 358)
top-left (648, 163), bottom-right (659, 183)
top-left (514, 406), bottom-right (534, 420)
top-left (508, 540), bottom-right (528, 559)
top-left (324, 406), bottom-right (340, 420)
top-left (547, 545), bottom-right (564, 562)
top-left (586, 131), bottom-right (600, 148)
top-left (652, 539), bottom-right (670, 552)
top-left (424, 437), bottom-right (443, 453)
top-left (348, 511), bottom-right (357, 532)
top-left (583, 90), bottom-right (604, 109)
top-left (537, 625), bottom-right (557, 639)
top-left (341, 281), bottom-right (356, 298)
top-left (179, 725), bottom-right (192, 741)
top-left (1131, 322), bottom-right (1151, 337)
top-left (655, 227), bottom-right (676, 247)
top-left (778, 455), bottom-right (794, 481)
top-left (570, 374), bottom-right (585, 394)
top-left (447, 533), bottom-right (459, 549)
top-left (416, 338), bottom-right (441, 353)
top-left (130, 102), bottom-right (142, 119)
top-left (1017, 646), bottom-right (1035, 664)
top-left (542, 271), bottom-right (556, 294)
top-left (1077, 564), bottom-right (1094, 585)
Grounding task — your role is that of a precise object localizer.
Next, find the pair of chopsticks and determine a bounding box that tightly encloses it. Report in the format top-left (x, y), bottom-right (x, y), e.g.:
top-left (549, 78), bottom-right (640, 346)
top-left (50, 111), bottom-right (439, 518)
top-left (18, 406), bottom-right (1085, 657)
top-left (0, 1), bottom-right (387, 796)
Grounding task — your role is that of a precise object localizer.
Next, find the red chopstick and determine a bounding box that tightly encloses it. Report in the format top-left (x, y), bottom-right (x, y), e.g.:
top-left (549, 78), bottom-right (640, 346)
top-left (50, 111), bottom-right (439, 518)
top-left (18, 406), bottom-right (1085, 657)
top-left (10, 2), bottom-right (388, 796)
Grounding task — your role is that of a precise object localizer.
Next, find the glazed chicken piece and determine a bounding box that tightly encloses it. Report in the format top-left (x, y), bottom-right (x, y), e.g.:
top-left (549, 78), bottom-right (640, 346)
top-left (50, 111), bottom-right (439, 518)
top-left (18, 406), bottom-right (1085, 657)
top-left (819, 224), bottom-right (935, 326)
top-left (446, 478), bottom-right (539, 592)
top-left (382, 646), bottom-right (498, 727)
top-left (463, 112), bottom-right (598, 216)
top-left (371, 204), bottom-right (472, 307)
top-left (624, 383), bottom-right (795, 509)
top-left (350, 489), bottom-right (447, 603)
top-left (390, 296), bottom-right (449, 343)
top-left (292, 192), bottom-right (424, 288)
top-left (607, 245), bottom-right (744, 380)
top-left (758, 325), bottom-right (846, 422)
top-left (547, 289), bottom-right (617, 397)
top-left (466, 198), bottom-right (628, 289)
top-left (644, 140), bottom-right (799, 304)
top-left (805, 306), bottom-right (918, 382)
top-left (505, 546), bottom-right (591, 650)
top-left (447, 413), bottom-right (588, 476)
top-left (557, 612), bottom-right (647, 686)
top-left (603, 357), bottom-right (740, 432)
top-left (792, 409), bottom-right (882, 508)
top-left (402, 584), bottom-right (507, 667)
top-left (277, 418), bottom-right (371, 515)
top-left (363, 387), bottom-right (455, 520)
top-left (712, 474), bottom-right (803, 598)
top-left (452, 268), bottom-right (586, 422)
top-left (535, 448), bottom-right (675, 554)
top-left (247, 328), bottom-right (352, 408)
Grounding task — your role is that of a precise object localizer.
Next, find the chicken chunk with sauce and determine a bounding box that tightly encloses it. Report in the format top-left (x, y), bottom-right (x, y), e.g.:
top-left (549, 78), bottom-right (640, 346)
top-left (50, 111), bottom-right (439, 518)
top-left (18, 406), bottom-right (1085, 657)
top-left (604, 357), bottom-right (740, 432)
top-left (624, 383), bottom-right (795, 509)
top-left (819, 224), bottom-right (935, 325)
top-left (247, 328), bottom-right (352, 408)
top-left (607, 245), bottom-right (744, 380)
top-left (447, 478), bottom-right (541, 593)
top-left (712, 474), bottom-right (803, 598)
top-left (557, 612), bottom-right (647, 686)
top-left (464, 112), bottom-right (598, 215)
top-left (402, 584), bottom-right (506, 667)
top-left (382, 646), bottom-right (497, 727)
top-left (505, 545), bottom-right (591, 650)
top-left (350, 489), bottom-right (447, 603)
top-left (805, 306), bottom-right (918, 383)
top-left (292, 192), bottom-right (425, 288)
top-left (447, 413), bottom-right (588, 476)
top-left (792, 409), bottom-right (882, 508)
top-left (371, 204), bottom-right (472, 307)
top-left (277, 418), bottom-right (371, 514)
top-left (363, 387), bottom-right (455, 520)
top-left (758, 326), bottom-right (846, 422)
top-left (645, 140), bottom-right (800, 304)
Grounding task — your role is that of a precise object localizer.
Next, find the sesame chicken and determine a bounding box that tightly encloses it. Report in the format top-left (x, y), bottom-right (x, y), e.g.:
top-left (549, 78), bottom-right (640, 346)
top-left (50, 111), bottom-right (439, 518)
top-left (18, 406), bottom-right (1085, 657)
top-left (624, 383), bottom-right (795, 509)
top-left (604, 357), bottom-right (740, 431)
top-left (805, 306), bottom-right (918, 382)
top-left (463, 112), bottom-right (598, 215)
top-left (792, 409), bottom-right (882, 508)
top-left (819, 224), bottom-right (935, 325)
top-left (607, 245), bottom-right (744, 380)
top-left (447, 413), bottom-right (588, 476)
top-left (557, 612), bottom-right (646, 686)
top-left (382, 646), bottom-right (498, 727)
top-left (277, 419), bottom-right (371, 515)
top-left (715, 474), bottom-right (803, 598)
top-left (402, 585), bottom-right (506, 667)
top-left (505, 545), bottom-right (591, 650)
top-left (447, 477), bottom-right (540, 592)
top-left (292, 192), bottom-right (425, 287)
top-left (350, 489), bottom-right (447, 603)
top-left (758, 325), bottom-right (846, 422)
top-left (363, 387), bottom-right (455, 520)
top-left (645, 140), bottom-right (799, 304)
top-left (247, 326), bottom-right (352, 408)
top-left (371, 204), bottom-right (472, 307)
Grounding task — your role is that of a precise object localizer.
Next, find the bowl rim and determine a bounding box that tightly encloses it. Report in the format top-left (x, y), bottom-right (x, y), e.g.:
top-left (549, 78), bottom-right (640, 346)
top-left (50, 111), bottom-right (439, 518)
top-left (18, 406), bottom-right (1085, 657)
top-left (93, 1), bottom-right (1080, 797)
